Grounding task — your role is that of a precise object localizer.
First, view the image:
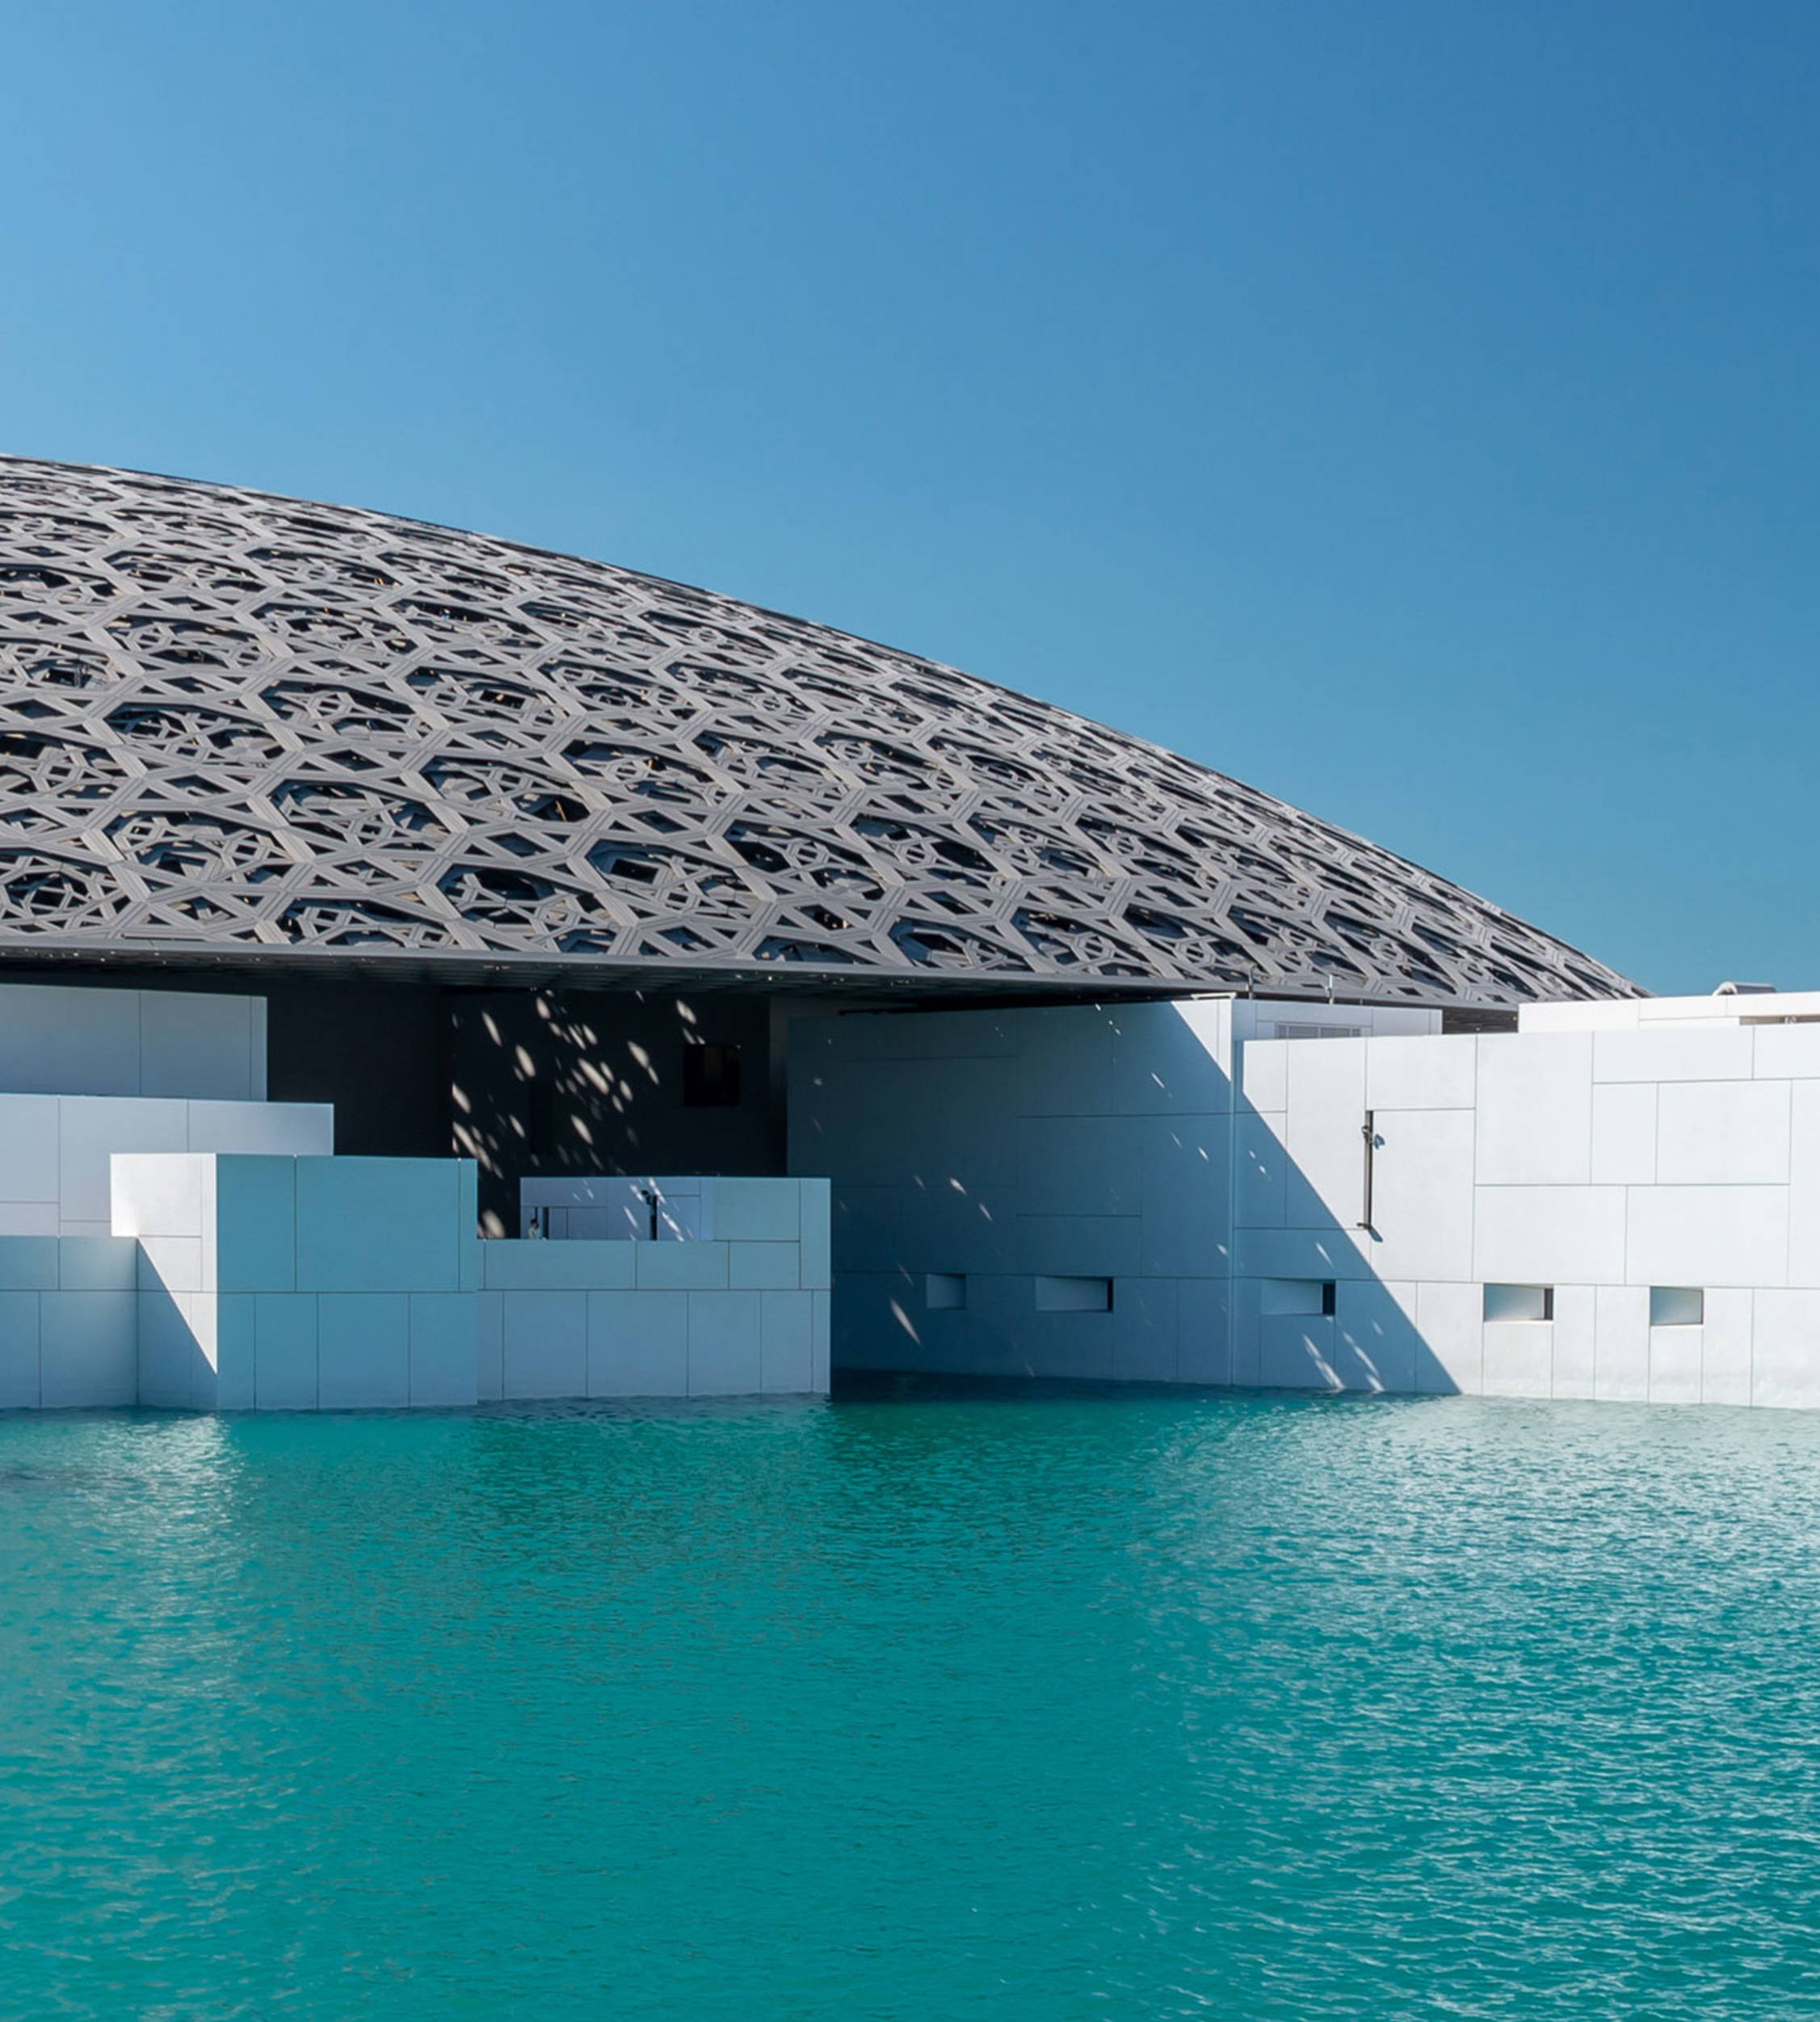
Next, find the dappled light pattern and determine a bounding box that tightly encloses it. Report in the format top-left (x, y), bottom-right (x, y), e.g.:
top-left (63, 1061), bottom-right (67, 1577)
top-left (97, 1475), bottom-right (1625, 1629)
top-left (0, 456), bottom-right (1633, 1001)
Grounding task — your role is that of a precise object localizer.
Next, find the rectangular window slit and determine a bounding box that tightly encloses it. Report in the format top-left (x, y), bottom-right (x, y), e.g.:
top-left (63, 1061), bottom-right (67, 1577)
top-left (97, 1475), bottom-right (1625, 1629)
top-left (1034, 1275), bottom-right (1112, 1314)
top-left (1484, 1283), bottom-right (1553, 1322)
top-left (1650, 1285), bottom-right (1704, 1327)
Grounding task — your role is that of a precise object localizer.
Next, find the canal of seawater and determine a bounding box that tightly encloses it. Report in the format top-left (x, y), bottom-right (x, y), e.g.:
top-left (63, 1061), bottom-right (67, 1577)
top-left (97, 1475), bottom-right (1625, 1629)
top-left (3, 1385), bottom-right (1818, 2018)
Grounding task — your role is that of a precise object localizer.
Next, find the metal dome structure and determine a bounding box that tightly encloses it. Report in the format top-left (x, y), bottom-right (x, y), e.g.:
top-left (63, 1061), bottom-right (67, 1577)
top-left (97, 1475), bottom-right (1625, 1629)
top-left (0, 455), bottom-right (1633, 1005)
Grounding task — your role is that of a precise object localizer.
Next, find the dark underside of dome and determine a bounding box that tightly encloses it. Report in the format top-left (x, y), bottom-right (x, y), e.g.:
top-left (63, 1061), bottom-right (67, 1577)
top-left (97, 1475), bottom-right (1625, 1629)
top-left (0, 456), bottom-right (1636, 1007)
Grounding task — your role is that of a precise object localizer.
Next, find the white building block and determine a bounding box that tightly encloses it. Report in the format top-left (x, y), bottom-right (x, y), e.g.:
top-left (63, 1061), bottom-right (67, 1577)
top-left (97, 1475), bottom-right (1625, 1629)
top-left (255, 1294), bottom-right (318, 1410)
top-left (1474, 1187), bottom-right (1626, 1284)
top-left (476, 1290), bottom-right (503, 1402)
top-left (1700, 1288), bottom-right (1754, 1406)
top-left (1112, 1000), bottom-right (1232, 1114)
top-left (481, 1240), bottom-right (635, 1291)
top-left (187, 1099), bottom-right (332, 1158)
top-left (1369, 1109), bottom-right (1475, 1282)
top-left (1593, 1026), bottom-right (1754, 1083)
top-left (729, 1241), bottom-right (798, 1290)
top-left (759, 1288), bottom-right (815, 1392)
top-left (711, 1179), bottom-right (801, 1242)
top-left (1475, 1033), bottom-right (1592, 1185)
top-left (409, 1293), bottom-right (477, 1407)
top-left (1334, 1277), bottom-right (1419, 1393)
top-left (215, 1294), bottom-right (255, 1411)
top-left (317, 1293), bottom-right (410, 1409)
top-left (0, 1095), bottom-right (58, 1204)
top-left (297, 1158), bottom-right (462, 1295)
top-left (798, 1179), bottom-right (830, 1289)
top-left (1788, 1082), bottom-right (1820, 1288)
top-left (1655, 1081), bottom-right (1792, 1187)
top-left (1550, 1285), bottom-right (1597, 1399)
top-left (0, 986), bottom-right (139, 1097)
top-left (1366, 1034), bottom-right (1477, 1111)
top-left (0, 1239), bottom-right (59, 1290)
top-left (111, 1151), bottom-right (208, 1241)
top-left (1751, 1025), bottom-right (1820, 1079)
top-left (1595, 1285), bottom-right (1650, 1402)
top-left (1234, 1113), bottom-right (1288, 1229)
top-left (1284, 1038), bottom-right (1367, 1229)
top-left (1482, 1320), bottom-right (1553, 1399)
top-left (39, 1290), bottom-right (137, 1407)
top-left (635, 1241), bottom-right (728, 1291)
top-left (501, 1288), bottom-right (586, 1398)
top-left (1624, 1187), bottom-right (1789, 1288)
top-left (1238, 1039), bottom-right (1288, 1115)
top-left (69, 1103), bottom-right (188, 1225)
top-left (1648, 1324), bottom-right (1704, 1406)
top-left (1590, 1083), bottom-right (1656, 1186)
top-left (0, 1291), bottom-right (39, 1406)
top-left (215, 1157), bottom-right (297, 1293)
top-left (810, 1288), bottom-right (830, 1391)
top-left (1137, 1113), bottom-right (1230, 1275)
top-left (1415, 1280), bottom-right (1483, 1394)
top-left (1016, 1115), bottom-right (1141, 1217)
top-left (687, 1288), bottom-right (762, 1394)
top-left (1237, 1225), bottom-right (1371, 1280)
top-left (589, 1288), bottom-right (689, 1397)
top-left (140, 992), bottom-right (259, 1102)
top-left (1112, 1277), bottom-right (1178, 1383)
top-left (1751, 1292), bottom-right (1820, 1410)
top-left (1258, 1314), bottom-right (1337, 1389)
top-left (0, 1204), bottom-right (58, 1238)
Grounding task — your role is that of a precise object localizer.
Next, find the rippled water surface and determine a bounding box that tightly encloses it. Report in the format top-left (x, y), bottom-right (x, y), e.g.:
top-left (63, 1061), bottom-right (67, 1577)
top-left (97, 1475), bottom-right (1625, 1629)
top-left (5, 1387), bottom-right (1820, 2018)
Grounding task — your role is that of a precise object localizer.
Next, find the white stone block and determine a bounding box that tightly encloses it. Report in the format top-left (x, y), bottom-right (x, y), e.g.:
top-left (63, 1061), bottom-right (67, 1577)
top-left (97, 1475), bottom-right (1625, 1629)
top-left (1655, 1081), bottom-right (1792, 1187)
top-left (137, 1288), bottom-right (204, 1408)
top-left (317, 1293), bottom-right (410, 1409)
top-left (110, 1150), bottom-right (207, 1240)
top-left (1594, 1026), bottom-right (1754, 1083)
top-left (759, 1288), bottom-right (815, 1392)
top-left (215, 1293), bottom-right (256, 1410)
top-left (1415, 1279), bottom-right (1482, 1394)
top-left (137, 1236), bottom-right (205, 1296)
top-left (1474, 1033), bottom-right (1592, 1185)
top-left (1590, 1082), bottom-right (1657, 1186)
top-left (0, 1238), bottom-right (59, 1290)
top-left (1236, 1225), bottom-right (1371, 1281)
top-left (1787, 1082), bottom-right (1820, 1288)
top-left (1366, 1034), bottom-right (1477, 1111)
top-left (1550, 1284), bottom-right (1597, 1399)
top-left (1751, 1025), bottom-right (1820, 1080)
top-left (297, 1158), bottom-right (459, 1295)
top-left (1751, 1291), bottom-right (1820, 1410)
top-left (1137, 1113), bottom-right (1230, 1275)
top-left (1238, 1040), bottom-right (1287, 1114)
top-left (481, 1239), bottom-right (636, 1291)
top-left (1474, 1187), bottom-right (1626, 1284)
top-left (1700, 1288), bottom-right (1754, 1406)
top-left (1234, 1113), bottom-right (1288, 1230)
top-left (0, 986), bottom-right (139, 1098)
top-left (40, 1289), bottom-right (137, 1407)
top-left (1175, 1277), bottom-right (1229, 1385)
top-left (255, 1293), bottom-right (318, 1410)
top-left (710, 1179), bottom-right (801, 1242)
top-left (1229, 1274), bottom-right (1262, 1386)
top-left (1010, 1006), bottom-right (1119, 1116)
top-left (1020, 1309), bottom-right (1116, 1383)
top-left (687, 1288), bottom-right (763, 1395)
top-left (186, 1099), bottom-right (332, 1158)
top-left (501, 1288), bottom-right (587, 1399)
top-left (0, 1095), bottom-right (58, 1204)
top-left (57, 1236), bottom-right (136, 1291)
top-left (1015, 1216), bottom-right (1140, 1280)
top-left (1482, 1320), bottom-right (1553, 1399)
top-left (1369, 1108), bottom-right (1475, 1282)
top-left (410, 1293), bottom-right (478, 1407)
top-left (1016, 1115), bottom-right (1140, 1217)
top-left (1112, 1276), bottom-right (1178, 1383)
top-left (1595, 1284), bottom-right (1650, 1402)
top-left (1112, 1000), bottom-right (1231, 1114)
top-left (1284, 1038), bottom-right (1368, 1229)
top-left (475, 1289), bottom-right (503, 1402)
top-left (635, 1240), bottom-right (728, 1290)
top-left (1258, 1314), bottom-right (1339, 1389)
top-left (586, 1288), bottom-right (688, 1397)
top-left (1334, 1277), bottom-right (1419, 1393)
top-left (0, 1290), bottom-right (39, 1406)
top-left (0, 1204), bottom-right (57, 1237)
top-left (1625, 1187), bottom-right (1789, 1288)
top-left (729, 1241), bottom-right (799, 1290)
top-left (1648, 1325), bottom-right (1704, 1405)
top-left (140, 991), bottom-right (258, 1101)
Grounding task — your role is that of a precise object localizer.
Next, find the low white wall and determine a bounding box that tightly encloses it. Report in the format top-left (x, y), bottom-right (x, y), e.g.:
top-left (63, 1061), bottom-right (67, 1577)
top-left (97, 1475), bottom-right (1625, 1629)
top-left (0, 1237), bottom-right (138, 1408)
top-left (1238, 1019), bottom-right (1820, 1407)
top-left (0, 983), bottom-right (267, 1100)
top-left (0, 1092), bottom-right (331, 1238)
top-left (481, 1178), bottom-right (831, 1399)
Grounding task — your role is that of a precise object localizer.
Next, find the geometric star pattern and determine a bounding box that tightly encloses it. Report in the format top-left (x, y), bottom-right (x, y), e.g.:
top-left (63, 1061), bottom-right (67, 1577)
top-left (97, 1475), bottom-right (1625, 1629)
top-left (0, 456), bottom-right (1635, 1005)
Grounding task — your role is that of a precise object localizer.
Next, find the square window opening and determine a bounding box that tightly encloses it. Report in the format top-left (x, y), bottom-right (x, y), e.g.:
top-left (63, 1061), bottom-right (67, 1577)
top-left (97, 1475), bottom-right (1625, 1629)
top-left (1484, 1283), bottom-right (1553, 1323)
top-left (1650, 1285), bottom-right (1704, 1327)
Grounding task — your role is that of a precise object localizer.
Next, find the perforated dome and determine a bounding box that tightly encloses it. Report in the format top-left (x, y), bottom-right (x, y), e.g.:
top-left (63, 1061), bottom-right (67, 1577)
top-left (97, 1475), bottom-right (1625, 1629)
top-left (0, 456), bottom-right (1633, 1004)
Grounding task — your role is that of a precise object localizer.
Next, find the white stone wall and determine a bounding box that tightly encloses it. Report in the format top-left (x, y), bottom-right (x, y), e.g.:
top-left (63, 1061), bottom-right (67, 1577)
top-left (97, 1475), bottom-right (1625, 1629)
top-left (480, 1178), bottom-right (831, 1400)
top-left (0, 1091), bottom-right (331, 1238)
top-left (0, 1237), bottom-right (139, 1408)
top-left (1239, 1016), bottom-right (1820, 1407)
top-left (0, 983), bottom-right (267, 1100)
top-left (788, 998), bottom-right (1432, 1383)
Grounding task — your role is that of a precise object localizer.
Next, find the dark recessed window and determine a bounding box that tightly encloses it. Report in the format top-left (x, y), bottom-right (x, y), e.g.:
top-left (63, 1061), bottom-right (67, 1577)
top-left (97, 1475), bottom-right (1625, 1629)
top-left (683, 1042), bottom-right (742, 1108)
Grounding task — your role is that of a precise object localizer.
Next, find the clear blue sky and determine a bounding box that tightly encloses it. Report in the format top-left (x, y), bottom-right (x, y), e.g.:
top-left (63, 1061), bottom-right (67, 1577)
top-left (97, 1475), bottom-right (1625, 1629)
top-left (2, 2), bottom-right (1813, 993)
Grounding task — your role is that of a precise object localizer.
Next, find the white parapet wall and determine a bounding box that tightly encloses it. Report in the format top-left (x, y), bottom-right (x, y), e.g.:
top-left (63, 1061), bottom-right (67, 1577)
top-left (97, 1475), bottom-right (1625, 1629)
top-left (1238, 994), bottom-right (1820, 1407)
top-left (0, 983), bottom-right (268, 1100)
top-left (481, 1178), bottom-right (831, 1400)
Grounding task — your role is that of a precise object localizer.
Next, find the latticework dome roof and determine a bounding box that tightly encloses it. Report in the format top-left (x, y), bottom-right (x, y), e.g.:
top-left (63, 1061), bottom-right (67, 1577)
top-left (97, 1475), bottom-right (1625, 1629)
top-left (0, 456), bottom-right (1633, 1003)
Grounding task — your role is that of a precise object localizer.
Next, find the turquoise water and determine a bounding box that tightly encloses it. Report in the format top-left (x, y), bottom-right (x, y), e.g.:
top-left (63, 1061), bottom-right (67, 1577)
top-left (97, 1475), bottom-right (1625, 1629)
top-left (5, 1389), bottom-right (1820, 2019)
